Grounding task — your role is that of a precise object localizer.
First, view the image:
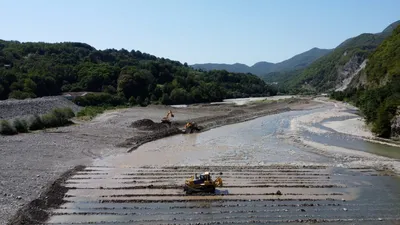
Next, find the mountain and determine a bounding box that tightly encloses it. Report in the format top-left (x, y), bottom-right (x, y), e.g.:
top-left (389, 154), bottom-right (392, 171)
top-left (190, 63), bottom-right (251, 74)
top-left (0, 40), bottom-right (276, 105)
top-left (331, 24), bottom-right (400, 138)
top-left (277, 20), bottom-right (400, 93)
top-left (191, 47), bottom-right (332, 75)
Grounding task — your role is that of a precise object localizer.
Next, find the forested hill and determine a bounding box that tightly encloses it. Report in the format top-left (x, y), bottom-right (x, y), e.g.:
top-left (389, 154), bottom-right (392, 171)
top-left (331, 24), bottom-right (400, 138)
top-left (267, 20), bottom-right (400, 93)
top-left (0, 40), bottom-right (277, 105)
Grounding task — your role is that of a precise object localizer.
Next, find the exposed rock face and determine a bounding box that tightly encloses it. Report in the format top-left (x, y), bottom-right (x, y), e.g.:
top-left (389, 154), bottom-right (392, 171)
top-left (335, 54), bottom-right (367, 91)
top-left (391, 107), bottom-right (400, 139)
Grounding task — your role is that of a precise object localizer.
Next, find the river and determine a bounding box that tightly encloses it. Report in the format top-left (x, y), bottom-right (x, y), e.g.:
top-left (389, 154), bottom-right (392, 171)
top-left (46, 99), bottom-right (400, 225)
top-left (94, 100), bottom-right (400, 168)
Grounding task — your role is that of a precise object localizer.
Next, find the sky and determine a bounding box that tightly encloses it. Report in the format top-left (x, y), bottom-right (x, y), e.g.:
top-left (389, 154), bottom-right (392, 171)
top-left (1, 0), bottom-right (399, 66)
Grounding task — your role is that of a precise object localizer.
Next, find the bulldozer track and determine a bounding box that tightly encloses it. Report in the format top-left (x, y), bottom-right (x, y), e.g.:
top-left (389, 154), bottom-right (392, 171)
top-left (44, 166), bottom-right (400, 224)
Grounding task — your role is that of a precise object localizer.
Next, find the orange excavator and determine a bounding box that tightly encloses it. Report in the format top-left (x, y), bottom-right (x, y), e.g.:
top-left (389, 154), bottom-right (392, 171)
top-left (161, 110), bottom-right (174, 126)
top-left (183, 122), bottom-right (201, 133)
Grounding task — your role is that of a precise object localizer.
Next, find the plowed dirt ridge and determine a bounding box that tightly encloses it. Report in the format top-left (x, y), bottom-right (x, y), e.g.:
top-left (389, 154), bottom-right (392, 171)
top-left (45, 166), bottom-right (400, 225)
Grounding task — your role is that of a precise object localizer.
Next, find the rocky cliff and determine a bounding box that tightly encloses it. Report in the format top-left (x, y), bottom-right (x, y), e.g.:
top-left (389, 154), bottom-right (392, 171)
top-left (391, 107), bottom-right (400, 139)
top-left (335, 53), bottom-right (367, 91)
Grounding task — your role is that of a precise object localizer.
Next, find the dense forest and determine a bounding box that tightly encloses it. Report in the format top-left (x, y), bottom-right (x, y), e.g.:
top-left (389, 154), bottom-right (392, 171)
top-left (330, 25), bottom-right (400, 138)
top-left (0, 40), bottom-right (277, 106)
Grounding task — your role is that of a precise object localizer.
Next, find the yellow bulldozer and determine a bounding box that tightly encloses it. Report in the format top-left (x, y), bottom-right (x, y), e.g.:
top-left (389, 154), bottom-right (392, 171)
top-left (183, 122), bottom-right (201, 133)
top-left (184, 171), bottom-right (223, 194)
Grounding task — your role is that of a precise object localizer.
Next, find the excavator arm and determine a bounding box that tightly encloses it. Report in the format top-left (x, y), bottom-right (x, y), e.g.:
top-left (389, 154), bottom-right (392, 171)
top-left (161, 110), bottom-right (174, 123)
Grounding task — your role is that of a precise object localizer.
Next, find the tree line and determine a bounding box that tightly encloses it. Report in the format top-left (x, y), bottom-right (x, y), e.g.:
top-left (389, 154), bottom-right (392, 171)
top-left (0, 40), bottom-right (278, 106)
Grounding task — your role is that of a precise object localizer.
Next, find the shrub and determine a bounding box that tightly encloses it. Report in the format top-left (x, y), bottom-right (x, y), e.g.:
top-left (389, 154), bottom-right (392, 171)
top-left (0, 120), bottom-right (17, 135)
top-left (77, 106), bottom-right (106, 119)
top-left (8, 90), bottom-right (36, 99)
top-left (42, 113), bottom-right (60, 128)
top-left (128, 96), bottom-right (137, 106)
top-left (51, 107), bottom-right (75, 124)
top-left (41, 107), bottom-right (75, 128)
top-left (73, 93), bottom-right (125, 107)
top-left (29, 114), bottom-right (45, 131)
top-left (13, 119), bottom-right (29, 133)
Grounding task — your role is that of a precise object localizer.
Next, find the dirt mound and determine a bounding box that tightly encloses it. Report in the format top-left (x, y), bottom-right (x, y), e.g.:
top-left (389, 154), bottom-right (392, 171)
top-left (130, 119), bottom-right (155, 128)
top-left (228, 109), bottom-right (247, 115)
top-left (130, 119), bottom-right (170, 131)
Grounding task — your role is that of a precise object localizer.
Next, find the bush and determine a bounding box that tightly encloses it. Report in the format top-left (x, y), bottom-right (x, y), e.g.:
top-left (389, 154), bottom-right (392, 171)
top-left (41, 107), bottom-right (75, 128)
top-left (0, 120), bottom-right (17, 135)
top-left (77, 106), bottom-right (106, 119)
top-left (128, 96), bottom-right (137, 106)
top-left (13, 119), bottom-right (29, 133)
top-left (42, 113), bottom-right (60, 128)
top-left (52, 107), bottom-right (75, 122)
top-left (8, 90), bottom-right (36, 99)
top-left (29, 114), bottom-right (45, 131)
top-left (73, 93), bottom-right (126, 107)
top-left (371, 96), bottom-right (400, 138)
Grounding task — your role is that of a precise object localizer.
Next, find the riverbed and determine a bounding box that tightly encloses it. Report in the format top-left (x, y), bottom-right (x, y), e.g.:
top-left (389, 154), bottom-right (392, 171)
top-left (42, 99), bottom-right (400, 224)
top-left (94, 99), bottom-right (400, 170)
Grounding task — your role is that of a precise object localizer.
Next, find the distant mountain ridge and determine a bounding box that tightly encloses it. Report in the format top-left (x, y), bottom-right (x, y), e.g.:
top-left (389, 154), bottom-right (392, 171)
top-left (191, 47), bottom-right (332, 75)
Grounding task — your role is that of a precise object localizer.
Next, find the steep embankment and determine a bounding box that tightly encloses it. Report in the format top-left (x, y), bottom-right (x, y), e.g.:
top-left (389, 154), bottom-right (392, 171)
top-left (271, 20), bottom-right (400, 93)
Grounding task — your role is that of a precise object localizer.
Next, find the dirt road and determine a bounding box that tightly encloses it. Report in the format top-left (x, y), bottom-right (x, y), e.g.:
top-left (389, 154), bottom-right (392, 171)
top-left (2, 97), bottom-right (317, 225)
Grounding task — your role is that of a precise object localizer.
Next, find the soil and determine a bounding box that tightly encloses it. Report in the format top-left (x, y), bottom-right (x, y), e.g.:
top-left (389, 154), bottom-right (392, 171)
top-left (0, 96), bottom-right (320, 225)
top-left (6, 165), bottom-right (85, 225)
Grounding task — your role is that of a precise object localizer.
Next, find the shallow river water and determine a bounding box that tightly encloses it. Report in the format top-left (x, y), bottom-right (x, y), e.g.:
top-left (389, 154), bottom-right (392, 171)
top-left (94, 109), bottom-right (331, 167)
top-left (94, 106), bottom-right (400, 167)
top-left (46, 104), bottom-right (400, 225)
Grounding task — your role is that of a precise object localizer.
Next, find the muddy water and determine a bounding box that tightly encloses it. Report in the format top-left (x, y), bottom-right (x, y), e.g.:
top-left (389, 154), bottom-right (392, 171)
top-left (45, 107), bottom-right (400, 224)
top-left (46, 166), bottom-right (400, 225)
top-left (93, 110), bottom-right (330, 167)
top-left (95, 105), bottom-right (400, 168)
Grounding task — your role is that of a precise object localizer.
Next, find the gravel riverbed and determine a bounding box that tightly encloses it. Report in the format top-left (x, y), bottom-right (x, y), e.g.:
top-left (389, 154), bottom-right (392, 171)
top-left (0, 97), bottom-right (318, 224)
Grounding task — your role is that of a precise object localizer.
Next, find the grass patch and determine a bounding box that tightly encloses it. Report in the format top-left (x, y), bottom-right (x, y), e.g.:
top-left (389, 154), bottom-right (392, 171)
top-left (0, 120), bottom-right (17, 135)
top-left (77, 105), bottom-right (129, 120)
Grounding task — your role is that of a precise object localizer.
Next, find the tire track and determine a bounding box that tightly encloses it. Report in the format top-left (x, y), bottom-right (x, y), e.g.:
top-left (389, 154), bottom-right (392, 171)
top-left (44, 166), bottom-right (400, 224)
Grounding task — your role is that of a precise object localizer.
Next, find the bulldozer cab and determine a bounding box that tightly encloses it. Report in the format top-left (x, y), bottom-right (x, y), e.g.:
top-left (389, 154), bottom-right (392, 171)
top-left (200, 172), bottom-right (211, 181)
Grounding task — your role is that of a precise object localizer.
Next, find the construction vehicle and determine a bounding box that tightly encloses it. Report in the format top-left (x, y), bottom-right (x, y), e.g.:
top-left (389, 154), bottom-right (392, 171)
top-left (183, 171), bottom-right (223, 194)
top-left (183, 122), bottom-right (201, 133)
top-left (161, 110), bottom-right (174, 126)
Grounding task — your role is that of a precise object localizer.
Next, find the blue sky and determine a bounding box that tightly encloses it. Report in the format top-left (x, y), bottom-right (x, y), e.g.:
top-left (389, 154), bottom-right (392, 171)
top-left (2, 0), bottom-right (399, 65)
